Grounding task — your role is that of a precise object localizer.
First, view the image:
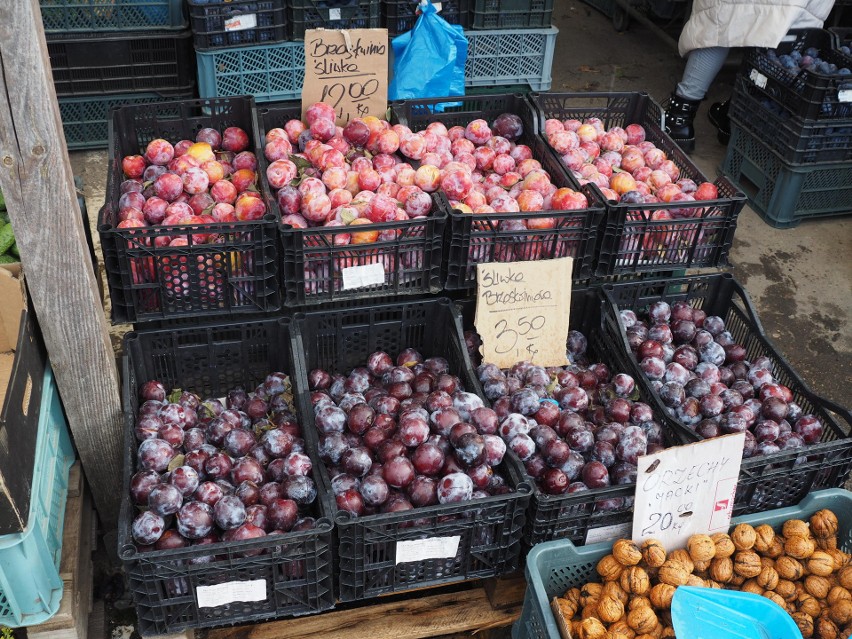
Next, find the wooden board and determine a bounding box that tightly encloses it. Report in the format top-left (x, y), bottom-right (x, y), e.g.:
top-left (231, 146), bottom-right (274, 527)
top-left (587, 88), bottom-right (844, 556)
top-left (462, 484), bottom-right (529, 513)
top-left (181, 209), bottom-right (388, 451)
top-left (29, 463), bottom-right (94, 639)
top-left (483, 573), bottom-right (527, 611)
top-left (202, 584), bottom-right (522, 639)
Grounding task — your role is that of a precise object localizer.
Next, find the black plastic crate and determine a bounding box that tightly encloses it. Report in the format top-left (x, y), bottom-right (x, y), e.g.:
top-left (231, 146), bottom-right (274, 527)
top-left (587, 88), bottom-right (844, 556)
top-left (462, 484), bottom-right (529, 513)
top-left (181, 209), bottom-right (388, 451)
top-left (741, 29), bottom-right (852, 120)
top-left (188, 0), bottom-right (287, 50)
top-left (530, 91), bottom-right (746, 277)
top-left (601, 273), bottom-right (852, 515)
top-left (471, 0), bottom-right (553, 29)
top-left (457, 289), bottom-right (690, 546)
top-left (383, 0), bottom-right (470, 35)
top-left (48, 30), bottom-right (195, 97)
top-left (99, 96), bottom-right (280, 324)
top-left (722, 123), bottom-right (852, 228)
top-left (289, 0), bottom-right (380, 39)
top-left (254, 102), bottom-right (447, 307)
top-left (118, 318), bottom-right (335, 636)
top-left (730, 75), bottom-right (852, 164)
top-left (39, 0), bottom-right (187, 33)
top-left (291, 298), bottom-right (532, 601)
top-left (391, 94), bottom-right (605, 290)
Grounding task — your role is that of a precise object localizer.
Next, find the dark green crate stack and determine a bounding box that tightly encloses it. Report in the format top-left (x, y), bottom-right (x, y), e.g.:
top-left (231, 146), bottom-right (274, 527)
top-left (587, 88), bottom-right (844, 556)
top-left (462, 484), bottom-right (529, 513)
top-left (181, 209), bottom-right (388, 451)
top-left (723, 29), bottom-right (852, 227)
top-left (42, 0), bottom-right (196, 150)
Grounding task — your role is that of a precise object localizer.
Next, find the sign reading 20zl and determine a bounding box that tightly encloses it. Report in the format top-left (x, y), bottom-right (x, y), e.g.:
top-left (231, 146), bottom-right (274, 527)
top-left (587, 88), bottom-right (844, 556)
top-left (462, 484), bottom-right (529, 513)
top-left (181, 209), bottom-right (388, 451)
top-left (475, 257), bottom-right (573, 369)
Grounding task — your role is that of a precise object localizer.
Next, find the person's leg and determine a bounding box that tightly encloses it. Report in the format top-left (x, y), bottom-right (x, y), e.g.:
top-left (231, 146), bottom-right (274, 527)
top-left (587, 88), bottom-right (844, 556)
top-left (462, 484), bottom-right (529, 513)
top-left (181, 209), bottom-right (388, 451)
top-left (664, 47), bottom-right (729, 153)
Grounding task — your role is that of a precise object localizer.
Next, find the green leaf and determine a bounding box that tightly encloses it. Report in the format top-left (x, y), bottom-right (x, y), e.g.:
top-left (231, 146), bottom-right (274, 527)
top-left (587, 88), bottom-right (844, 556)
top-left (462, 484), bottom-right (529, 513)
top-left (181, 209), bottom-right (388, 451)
top-left (167, 388), bottom-right (183, 404)
top-left (289, 154), bottom-right (313, 171)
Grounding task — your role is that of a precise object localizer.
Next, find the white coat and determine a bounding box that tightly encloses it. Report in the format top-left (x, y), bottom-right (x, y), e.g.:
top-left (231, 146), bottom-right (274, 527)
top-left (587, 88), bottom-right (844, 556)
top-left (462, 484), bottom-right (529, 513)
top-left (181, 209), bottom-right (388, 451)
top-left (678, 0), bottom-right (836, 57)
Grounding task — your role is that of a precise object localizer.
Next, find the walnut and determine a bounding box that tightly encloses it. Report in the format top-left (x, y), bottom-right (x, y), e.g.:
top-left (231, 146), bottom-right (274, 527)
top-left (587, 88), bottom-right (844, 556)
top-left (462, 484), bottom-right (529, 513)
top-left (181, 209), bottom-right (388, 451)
top-left (793, 611), bottom-right (815, 638)
top-left (777, 556), bottom-right (806, 581)
top-left (828, 549), bottom-right (850, 571)
top-left (555, 596), bottom-right (579, 621)
top-left (761, 556), bottom-right (776, 569)
top-left (661, 627), bottom-right (676, 638)
top-left (776, 578), bottom-right (799, 602)
top-left (753, 524), bottom-right (776, 553)
top-left (807, 575), bottom-right (833, 600)
top-left (628, 596), bottom-right (653, 611)
top-left (692, 558), bottom-right (711, 574)
top-left (668, 549), bottom-right (694, 574)
top-left (764, 591), bottom-right (787, 610)
top-left (621, 565), bottom-right (651, 596)
top-left (563, 587), bottom-right (582, 610)
top-left (732, 523), bottom-right (757, 550)
top-left (603, 580), bottom-right (629, 606)
top-left (783, 519), bottom-right (811, 539)
top-left (709, 556), bottom-right (734, 583)
top-left (757, 565), bottom-right (780, 590)
top-left (687, 534), bottom-right (716, 562)
top-left (829, 599), bottom-right (852, 626)
top-left (799, 593), bottom-right (823, 618)
top-left (658, 560), bottom-right (690, 587)
top-left (597, 594), bottom-right (626, 624)
top-left (613, 539), bottom-right (643, 567)
top-left (787, 534), bottom-right (817, 560)
top-left (817, 536), bottom-right (839, 552)
top-left (810, 510), bottom-right (839, 540)
top-left (729, 573), bottom-right (746, 587)
top-left (598, 555), bottom-right (624, 581)
top-left (838, 566), bottom-right (852, 590)
top-left (581, 582), bottom-right (604, 607)
top-left (649, 583), bottom-right (676, 609)
top-left (734, 550), bottom-right (763, 578)
top-left (581, 603), bottom-right (599, 620)
top-left (741, 579), bottom-right (764, 595)
top-left (627, 606), bottom-right (658, 634)
top-left (810, 551), bottom-right (837, 577)
top-left (816, 616), bottom-right (839, 639)
top-left (640, 539), bottom-right (666, 568)
top-left (608, 620), bottom-right (636, 639)
top-left (578, 616), bottom-right (607, 639)
top-left (766, 536), bottom-right (786, 559)
top-left (711, 532), bottom-right (736, 558)
top-left (705, 579), bottom-right (723, 589)
top-left (828, 586), bottom-right (852, 606)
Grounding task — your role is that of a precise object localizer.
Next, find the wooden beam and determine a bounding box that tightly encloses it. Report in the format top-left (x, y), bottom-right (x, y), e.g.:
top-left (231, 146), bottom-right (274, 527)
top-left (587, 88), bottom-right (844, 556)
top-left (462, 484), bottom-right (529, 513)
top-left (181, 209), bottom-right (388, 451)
top-left (0, 0), bottom-right (123, 527)
top-left (203, 587), bottom-right (521, 639)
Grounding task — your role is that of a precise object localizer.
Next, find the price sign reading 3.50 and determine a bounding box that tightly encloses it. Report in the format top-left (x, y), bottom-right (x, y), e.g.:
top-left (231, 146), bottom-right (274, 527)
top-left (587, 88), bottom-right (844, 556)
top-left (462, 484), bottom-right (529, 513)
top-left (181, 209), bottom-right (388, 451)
top-left (475, 258), bottom-right (573, 369)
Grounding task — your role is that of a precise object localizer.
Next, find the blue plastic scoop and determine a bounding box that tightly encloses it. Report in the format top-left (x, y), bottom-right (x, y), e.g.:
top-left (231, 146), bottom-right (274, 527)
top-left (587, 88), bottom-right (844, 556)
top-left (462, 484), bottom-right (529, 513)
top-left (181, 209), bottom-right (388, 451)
top-left (671, 586), bottom-right (803, 639)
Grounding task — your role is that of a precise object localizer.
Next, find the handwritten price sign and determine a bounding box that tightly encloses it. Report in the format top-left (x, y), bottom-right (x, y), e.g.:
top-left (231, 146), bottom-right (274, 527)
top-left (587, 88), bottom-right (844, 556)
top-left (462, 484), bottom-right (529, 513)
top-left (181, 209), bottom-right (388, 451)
top-left (475, 258), bottom-right (573, 368)
top-left (632, 433), bottom-right (745, 549)
top-left (302, 28), bottom-right (388, 126)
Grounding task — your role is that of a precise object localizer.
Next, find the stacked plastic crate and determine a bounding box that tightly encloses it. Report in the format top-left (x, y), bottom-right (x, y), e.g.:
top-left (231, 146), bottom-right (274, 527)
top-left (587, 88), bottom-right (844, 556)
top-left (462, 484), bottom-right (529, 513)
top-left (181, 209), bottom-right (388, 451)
top-left (41, 0), bottom-right (196, 150)
top-left (722, 29), bottom-right (852, 227)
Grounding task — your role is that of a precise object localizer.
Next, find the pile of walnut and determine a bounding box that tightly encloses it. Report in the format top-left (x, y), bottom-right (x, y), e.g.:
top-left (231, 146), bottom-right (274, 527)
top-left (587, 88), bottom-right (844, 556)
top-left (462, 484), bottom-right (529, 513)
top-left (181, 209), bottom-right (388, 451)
top-left (553, 509), bottom-right (852, 639)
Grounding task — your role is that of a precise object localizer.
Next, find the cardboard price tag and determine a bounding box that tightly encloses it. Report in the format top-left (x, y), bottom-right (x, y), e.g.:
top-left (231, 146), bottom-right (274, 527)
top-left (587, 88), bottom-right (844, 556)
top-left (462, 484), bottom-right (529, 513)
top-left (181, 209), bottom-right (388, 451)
top-left (302, 28), bottom-right (389, 126)
top-left (474, 258), bottom-right (572, 368)
top-left (632, 433), bottom-right (745, 549)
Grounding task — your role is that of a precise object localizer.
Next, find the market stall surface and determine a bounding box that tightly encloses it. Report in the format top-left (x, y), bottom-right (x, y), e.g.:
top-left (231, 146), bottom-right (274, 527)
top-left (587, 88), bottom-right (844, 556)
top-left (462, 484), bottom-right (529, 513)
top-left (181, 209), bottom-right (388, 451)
top-left (66, 3), bottom-right (850, 638)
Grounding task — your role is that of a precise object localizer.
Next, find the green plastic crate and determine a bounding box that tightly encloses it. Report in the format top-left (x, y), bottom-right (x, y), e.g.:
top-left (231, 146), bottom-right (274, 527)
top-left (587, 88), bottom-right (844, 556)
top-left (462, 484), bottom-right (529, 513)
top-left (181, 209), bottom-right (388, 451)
top-left (514, 489), bottom-right (852, 639)
top-left (39, 0), bottom-right (186, 33)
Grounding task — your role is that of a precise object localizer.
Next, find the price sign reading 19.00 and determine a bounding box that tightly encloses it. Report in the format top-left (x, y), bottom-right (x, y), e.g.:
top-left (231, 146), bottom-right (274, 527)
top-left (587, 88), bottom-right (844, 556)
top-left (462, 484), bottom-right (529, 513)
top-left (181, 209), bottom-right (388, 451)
top-left (475, 257), bottom-right (573, 369)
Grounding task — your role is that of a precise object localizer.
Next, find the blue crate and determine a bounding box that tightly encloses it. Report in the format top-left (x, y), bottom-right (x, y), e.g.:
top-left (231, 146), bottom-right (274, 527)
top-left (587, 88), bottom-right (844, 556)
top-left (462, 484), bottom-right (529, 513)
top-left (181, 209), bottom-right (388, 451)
top-left (0, 366), bottom-right (75, 627)
top-left (514, 489), bottom-right (852, 639)
top-left (40, 0), bottom-right (186, 33)
top-left (59, 90), bottom-right (196, 150)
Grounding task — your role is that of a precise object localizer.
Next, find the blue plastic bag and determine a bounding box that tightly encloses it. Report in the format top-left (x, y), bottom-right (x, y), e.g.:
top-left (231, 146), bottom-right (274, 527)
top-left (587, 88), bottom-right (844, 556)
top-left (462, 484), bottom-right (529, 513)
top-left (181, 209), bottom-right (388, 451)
top-left (388, 1), bottom-right (468, 102)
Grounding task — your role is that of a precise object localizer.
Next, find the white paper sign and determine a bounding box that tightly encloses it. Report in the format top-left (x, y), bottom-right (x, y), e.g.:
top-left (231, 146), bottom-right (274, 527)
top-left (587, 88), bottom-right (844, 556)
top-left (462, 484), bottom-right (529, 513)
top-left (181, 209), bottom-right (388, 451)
top-left (839, 90), bottom-right (852, 103)
top-left (224, 13), bottom-right (257, 31)
top-left (395, 536), bottom-right (461, 564)
top-left (329, 7), bottom-right (342, 20)
top-left (749, 68), bottom-right (768, 89)
top-left (632, 433), bottom-right (744, 549)
top-left (342, 262), bottom-right (385, 290)
top-left (196, 579), bottom-right (267, 608)
top-left (585, 522), bottom-right (633, 545)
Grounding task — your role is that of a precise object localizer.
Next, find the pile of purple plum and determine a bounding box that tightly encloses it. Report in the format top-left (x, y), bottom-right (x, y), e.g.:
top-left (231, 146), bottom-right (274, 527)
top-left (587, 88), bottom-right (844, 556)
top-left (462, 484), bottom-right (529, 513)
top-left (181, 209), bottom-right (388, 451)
top-left (307, 348), bottom-right (515, 517)
top-left (130, 373), bottom-right (319, 553)
top-left (474, 330), bottom-right (669, 500)
top-left (620, 299), bottom-right (825, 458)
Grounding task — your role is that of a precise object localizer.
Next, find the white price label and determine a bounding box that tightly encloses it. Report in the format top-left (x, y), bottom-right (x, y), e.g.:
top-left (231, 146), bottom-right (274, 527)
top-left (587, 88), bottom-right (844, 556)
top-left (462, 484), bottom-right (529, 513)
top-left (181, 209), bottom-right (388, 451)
top-left (585, 522), bottom-right (632, 545)
top-left (396, 536), bottom-right (461, 564)
top-left (749, 69), bottom-right (768, 89)
top-left (329, 7), bottom-right (342, 20)
top-left (342, 262), bottom-right (385, 290)
top-left (838, 90), bottom-right (852, 103)
top-left (196, 579), bottom-right (267, 608)
top-left (224, 13), bottom-right (257, 31)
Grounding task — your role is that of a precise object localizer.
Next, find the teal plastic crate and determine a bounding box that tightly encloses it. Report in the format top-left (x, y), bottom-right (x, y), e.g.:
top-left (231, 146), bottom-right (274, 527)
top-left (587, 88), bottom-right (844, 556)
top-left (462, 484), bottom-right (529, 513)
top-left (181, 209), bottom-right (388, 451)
top-left (39, 0), bottom-right (186, 33)
top-left (514, 489), bottom-right (852, 639)
top-left (465, 27), bottom-right (557, 91)
top-left (722, 123), bottom-right (852, 228)
top-left (0, 366), bottom-right (75, 627)
top-left (59, 90), bottom-right (196, 150)
top-left (196, 42), bottom-right (304, 103)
